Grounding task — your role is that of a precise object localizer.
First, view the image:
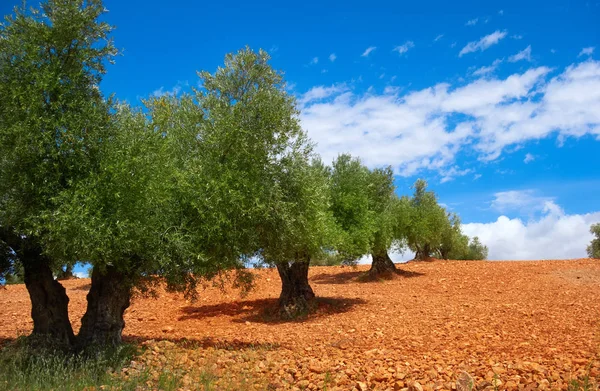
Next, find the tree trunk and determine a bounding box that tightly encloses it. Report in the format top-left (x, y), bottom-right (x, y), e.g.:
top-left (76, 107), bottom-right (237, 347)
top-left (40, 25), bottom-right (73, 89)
top-left (415, 244), bottom-right (432, 260)
top-left (22, 250), bottom-right (75, 348)
top-left (367, 249), bottom-right (397, 278)
top-left (77, 265), bottom-right (132, 347)
top-left (57, 264), bottom-right (74, 280)
top-left (276, 257), bottom-right (315, 317)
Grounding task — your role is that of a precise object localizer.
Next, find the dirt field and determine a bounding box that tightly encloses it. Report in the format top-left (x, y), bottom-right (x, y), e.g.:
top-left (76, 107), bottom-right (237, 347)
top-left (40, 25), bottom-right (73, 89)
top-left (1, 259), bottom-right (599, 390)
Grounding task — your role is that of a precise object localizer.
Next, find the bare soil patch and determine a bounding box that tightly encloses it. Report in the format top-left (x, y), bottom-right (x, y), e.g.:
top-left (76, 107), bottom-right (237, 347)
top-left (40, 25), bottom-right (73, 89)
top-left (1, 259), bottom-right (599, 390)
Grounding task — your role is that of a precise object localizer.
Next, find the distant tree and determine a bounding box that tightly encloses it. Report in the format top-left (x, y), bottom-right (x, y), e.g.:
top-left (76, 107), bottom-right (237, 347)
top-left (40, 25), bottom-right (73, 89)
top-left (405, 180), bottom-right (447, 260)
top-left (328, 154), bottom-right (376, 262)
top-left (328, 154), bottom-right (409, 278)
top-left (366, 167), bottom-right (405, 277)
top-left (466, 236), bottom-right (489, 260)
top-left (0, 0), bottom-right (116, 347)
top-left (587, 223), bottom-right (600, 259)
top-left (437, 213), bottom-right (464, 260)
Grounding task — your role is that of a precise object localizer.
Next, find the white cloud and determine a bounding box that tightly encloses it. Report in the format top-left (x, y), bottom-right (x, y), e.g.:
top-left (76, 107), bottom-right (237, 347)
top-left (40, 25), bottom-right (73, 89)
top-left (362, 46), bottom-right (376, 57)
top-left (310, 57), bottom-right (319, 65)
top-left (299, 84), bottom-right (349, 105)
top-left (384, 86), bottom-right (401, 94)
top-left (152, 84), bottom-right (182, 98)
top-left (466, 18), bottom-right (479, 26)
top-left (524, 153), bottom-right (535, 163)
top-left (329, 53), bottom-right (337, 62)
top-left (472, 59), bottom-right (503, 76)
top-left (394, 41), bottom-right (415, 55)
top-left (440, 166), bottom-right (473, 183)
top-left (579, 47), bottom-right (595, 57)
top-left (463, 203), bottom-right (600, 260)
top-left (459, 30), bottom-right (508, 57)
top-left (299, 60), bottom-right (600, 176)
top-left (490, 190), bottom-right (552, 214)
top-left (434, 34), bottom-right (444, 42)
top-left (511, 34), bottom-right (523, 40)
top-left (509, 45), bottom-right (532, 62)
top-left (498, 10), bottom-right (504, 15)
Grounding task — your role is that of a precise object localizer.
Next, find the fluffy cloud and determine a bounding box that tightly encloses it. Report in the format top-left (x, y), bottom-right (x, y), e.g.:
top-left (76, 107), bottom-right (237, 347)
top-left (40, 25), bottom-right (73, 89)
top-left (329, 53), bottom-right (337, 62)
top-left (362, 46), bottom-right (376, 57)
top-left (310, 57), bottom-right (319, 65)
top-left (459, 30), bottom-right (507, 57)
top-left (465, 18), bottom-right (479, 26)
top-left (490, 190), bottom-right (552, 215)
top-left (463, 203), bottom-right (600, 260)
top-left (509, 45), bottom-right (532, 62)
top-left (299, 60), bottom-right (600, 176)
top-left (394, 41), bottom-right (415, 55)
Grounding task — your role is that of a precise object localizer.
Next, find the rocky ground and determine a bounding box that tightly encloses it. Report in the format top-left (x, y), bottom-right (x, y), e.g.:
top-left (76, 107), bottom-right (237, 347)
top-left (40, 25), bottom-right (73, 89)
top-left (1, 259), bottom-right (599, 390)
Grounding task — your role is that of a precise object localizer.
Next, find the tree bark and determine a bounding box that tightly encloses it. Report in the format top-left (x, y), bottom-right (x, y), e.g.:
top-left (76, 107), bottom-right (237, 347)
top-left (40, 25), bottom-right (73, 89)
top-left (367, 249), bottom-right (397, 278)
top-left (77, 265), bottom-right (132, 347)
top-left (276, 257), bottom-right (315, 317)
top-left (22, 247), bottom-right (75, 348)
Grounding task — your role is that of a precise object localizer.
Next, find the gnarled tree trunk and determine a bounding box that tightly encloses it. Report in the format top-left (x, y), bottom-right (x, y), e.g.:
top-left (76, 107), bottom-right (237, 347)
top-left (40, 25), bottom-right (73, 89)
top-left (0, 226), bottom-right (75, 348)
top-left (78, 265), bottom-right (132, 347)
top-left (276, 257), bottom-right (315, 317)
top-left (367, 249), bottom-right (397, 278)
top-left (22, 246), bottom-right (75, 348)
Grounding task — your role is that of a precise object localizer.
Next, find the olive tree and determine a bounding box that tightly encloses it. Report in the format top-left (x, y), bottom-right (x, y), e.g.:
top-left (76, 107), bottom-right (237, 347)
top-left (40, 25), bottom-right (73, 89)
top-left (149, 48), bottom-right (334, 316)
top-left (0, 0), bottom-right (116, 347)
top-left (329, 155), bottom-right (408, 278)
top-left (586, 223), bottom-right (600, 259)
top-left (405, 179), bottom-right (447, 260)
top-left (42, 106), bottom-right (197, 346)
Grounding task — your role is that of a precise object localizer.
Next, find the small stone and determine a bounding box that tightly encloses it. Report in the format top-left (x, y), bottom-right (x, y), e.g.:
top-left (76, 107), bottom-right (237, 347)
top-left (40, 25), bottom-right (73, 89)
top-left (409, 381), bottom-right (424, 391)
top-left (456, 372), bottom-right (474, 391)
top-left (161, 326), bottom-right (174, 333)
top-left (357, 381), bottom-right (368, 391)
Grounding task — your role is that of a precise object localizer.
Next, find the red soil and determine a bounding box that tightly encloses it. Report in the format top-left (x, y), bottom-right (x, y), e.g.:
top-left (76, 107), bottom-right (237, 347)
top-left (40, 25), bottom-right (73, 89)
top-left (1, 259), bottom-right (599, 390)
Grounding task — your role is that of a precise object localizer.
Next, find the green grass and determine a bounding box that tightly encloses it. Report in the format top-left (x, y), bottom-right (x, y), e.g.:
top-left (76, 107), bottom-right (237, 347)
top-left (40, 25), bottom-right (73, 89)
top-left (0, 338), bottom-right (188, 391)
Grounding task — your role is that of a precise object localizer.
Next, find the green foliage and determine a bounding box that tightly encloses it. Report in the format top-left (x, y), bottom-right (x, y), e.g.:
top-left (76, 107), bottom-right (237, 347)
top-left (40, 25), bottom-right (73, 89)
top-left (405, 179), bottom-right (448, 259)
top-left (0, 0), bottom-right (117, 282)
top-left (328, 154), bottom-right (403, 264)
top-left (0, 0), bottom-right (117, 234)
top-left (41, 105), bottom-right (197, 292)
top-left (151, 47), bottom-right (335, 271)
top-left (587, 223), bottom-right (600, 259)
top-left (329, 154), bottom-right (375, 261)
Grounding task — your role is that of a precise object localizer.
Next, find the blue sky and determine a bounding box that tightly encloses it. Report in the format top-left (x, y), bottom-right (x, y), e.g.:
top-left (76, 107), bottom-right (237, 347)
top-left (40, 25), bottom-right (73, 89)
top-left (1, 0), bottom-right (599, 262)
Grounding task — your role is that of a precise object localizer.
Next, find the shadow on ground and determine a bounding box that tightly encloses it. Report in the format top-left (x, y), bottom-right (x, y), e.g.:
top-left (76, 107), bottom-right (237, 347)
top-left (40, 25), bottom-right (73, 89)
top-left (123, 335), bottom-right (282, 351)
top-left (178, 296), bottom-right (367, 324)
top-left (311, 267), bottom-right (424, 284)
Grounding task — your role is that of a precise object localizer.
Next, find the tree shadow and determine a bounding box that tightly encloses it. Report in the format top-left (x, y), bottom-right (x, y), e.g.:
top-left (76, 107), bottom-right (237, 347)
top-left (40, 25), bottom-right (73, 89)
top-left (311, 270), bottom-right (364, 284)
top-left (178, 296), bottom-right (367, 324)
top-left (312, 267), bottom-right (424, 284)
top-left (123, 335), bottom-right (282, 352)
